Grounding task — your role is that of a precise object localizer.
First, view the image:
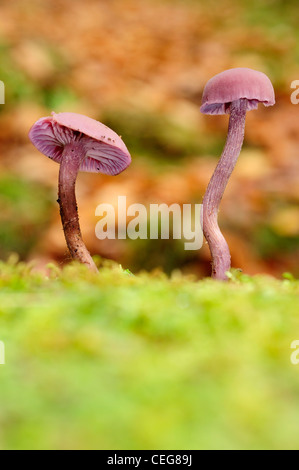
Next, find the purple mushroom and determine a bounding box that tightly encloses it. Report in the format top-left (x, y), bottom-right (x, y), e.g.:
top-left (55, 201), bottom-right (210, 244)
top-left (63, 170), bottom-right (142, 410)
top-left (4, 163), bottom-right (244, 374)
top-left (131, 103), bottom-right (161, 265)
top-left (29, 112), bottom-right (131, 272)
top-left (200, 68), bottom-right (275, 280)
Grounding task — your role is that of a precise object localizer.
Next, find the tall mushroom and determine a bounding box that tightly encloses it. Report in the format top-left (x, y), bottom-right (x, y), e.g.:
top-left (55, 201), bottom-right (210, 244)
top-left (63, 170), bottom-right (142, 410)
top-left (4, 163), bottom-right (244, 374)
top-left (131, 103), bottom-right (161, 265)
top-left (29, 112), bottom-right (131, 272)
top-left (200, 68), bottom-right (275, 280)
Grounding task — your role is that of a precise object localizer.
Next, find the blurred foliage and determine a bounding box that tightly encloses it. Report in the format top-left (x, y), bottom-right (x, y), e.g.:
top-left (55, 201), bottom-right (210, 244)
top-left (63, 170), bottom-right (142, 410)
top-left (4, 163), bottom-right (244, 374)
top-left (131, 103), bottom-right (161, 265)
top-left (0, 261), bottom-right (299, 449)
top-left (254, 225), bottom-right (299, 258)
top-left (102, 107), bottom-right (223, 164)
top-left (0, 175), bottom-right (53, 259)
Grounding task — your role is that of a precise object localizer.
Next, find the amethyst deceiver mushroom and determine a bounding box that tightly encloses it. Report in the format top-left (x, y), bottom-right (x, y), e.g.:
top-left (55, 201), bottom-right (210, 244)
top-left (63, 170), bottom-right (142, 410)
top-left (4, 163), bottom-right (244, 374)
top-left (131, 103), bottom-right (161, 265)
top-left (200, 68), bottom-right (275, 280)
top-left (29, 112), bottom-right (131, 272)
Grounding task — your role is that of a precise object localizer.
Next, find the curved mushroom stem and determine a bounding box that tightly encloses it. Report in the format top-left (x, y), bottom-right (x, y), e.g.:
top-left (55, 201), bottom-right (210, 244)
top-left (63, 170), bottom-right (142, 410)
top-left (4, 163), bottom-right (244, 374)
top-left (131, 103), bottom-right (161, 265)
top-left (202, 98), bottom-right (247, 280)
top-left (58, 141), bottom-right (98, 272)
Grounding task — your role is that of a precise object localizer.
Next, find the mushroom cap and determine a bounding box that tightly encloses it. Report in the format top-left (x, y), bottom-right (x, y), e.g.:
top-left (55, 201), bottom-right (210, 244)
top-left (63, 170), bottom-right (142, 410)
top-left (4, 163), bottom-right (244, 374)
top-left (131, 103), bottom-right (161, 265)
top-left (200, 67), bottom-right (275, 115)
top-left (28, 112), bottom-right (131, 175)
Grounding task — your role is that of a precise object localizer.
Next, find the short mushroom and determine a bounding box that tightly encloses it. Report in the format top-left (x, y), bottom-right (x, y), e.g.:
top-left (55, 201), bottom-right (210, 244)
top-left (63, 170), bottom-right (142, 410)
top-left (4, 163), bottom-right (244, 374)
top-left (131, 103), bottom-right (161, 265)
top-left (29, 111), bottom-right (131, 272)
top-left (200, 68), bottom-right (275, 280)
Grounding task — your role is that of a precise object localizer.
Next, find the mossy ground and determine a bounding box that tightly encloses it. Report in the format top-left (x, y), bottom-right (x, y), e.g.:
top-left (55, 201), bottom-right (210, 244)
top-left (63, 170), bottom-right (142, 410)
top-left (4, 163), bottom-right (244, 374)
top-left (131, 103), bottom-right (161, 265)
top-left (0, 258), bottom-right (299, 449)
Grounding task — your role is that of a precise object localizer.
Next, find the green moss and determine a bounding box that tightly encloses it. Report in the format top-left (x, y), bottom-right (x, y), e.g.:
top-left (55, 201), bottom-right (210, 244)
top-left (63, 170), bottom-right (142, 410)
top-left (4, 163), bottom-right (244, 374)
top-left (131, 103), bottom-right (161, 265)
top-left (0, 260), bottom-right (299, 449)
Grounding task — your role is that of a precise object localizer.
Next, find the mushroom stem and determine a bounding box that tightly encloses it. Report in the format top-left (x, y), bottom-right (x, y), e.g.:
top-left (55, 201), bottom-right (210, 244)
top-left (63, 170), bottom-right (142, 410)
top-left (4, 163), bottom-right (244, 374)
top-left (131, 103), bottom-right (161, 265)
top-left (202, 98), bottom-right (247, 280)
top-left (58, 141), bottom-right (98, 272)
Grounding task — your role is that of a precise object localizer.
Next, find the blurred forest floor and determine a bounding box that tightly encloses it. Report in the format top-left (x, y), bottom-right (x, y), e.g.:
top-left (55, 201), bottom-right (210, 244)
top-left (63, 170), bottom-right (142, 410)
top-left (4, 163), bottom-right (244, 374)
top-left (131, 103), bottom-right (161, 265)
top-left (0, 0), bottom-right (299, 278)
